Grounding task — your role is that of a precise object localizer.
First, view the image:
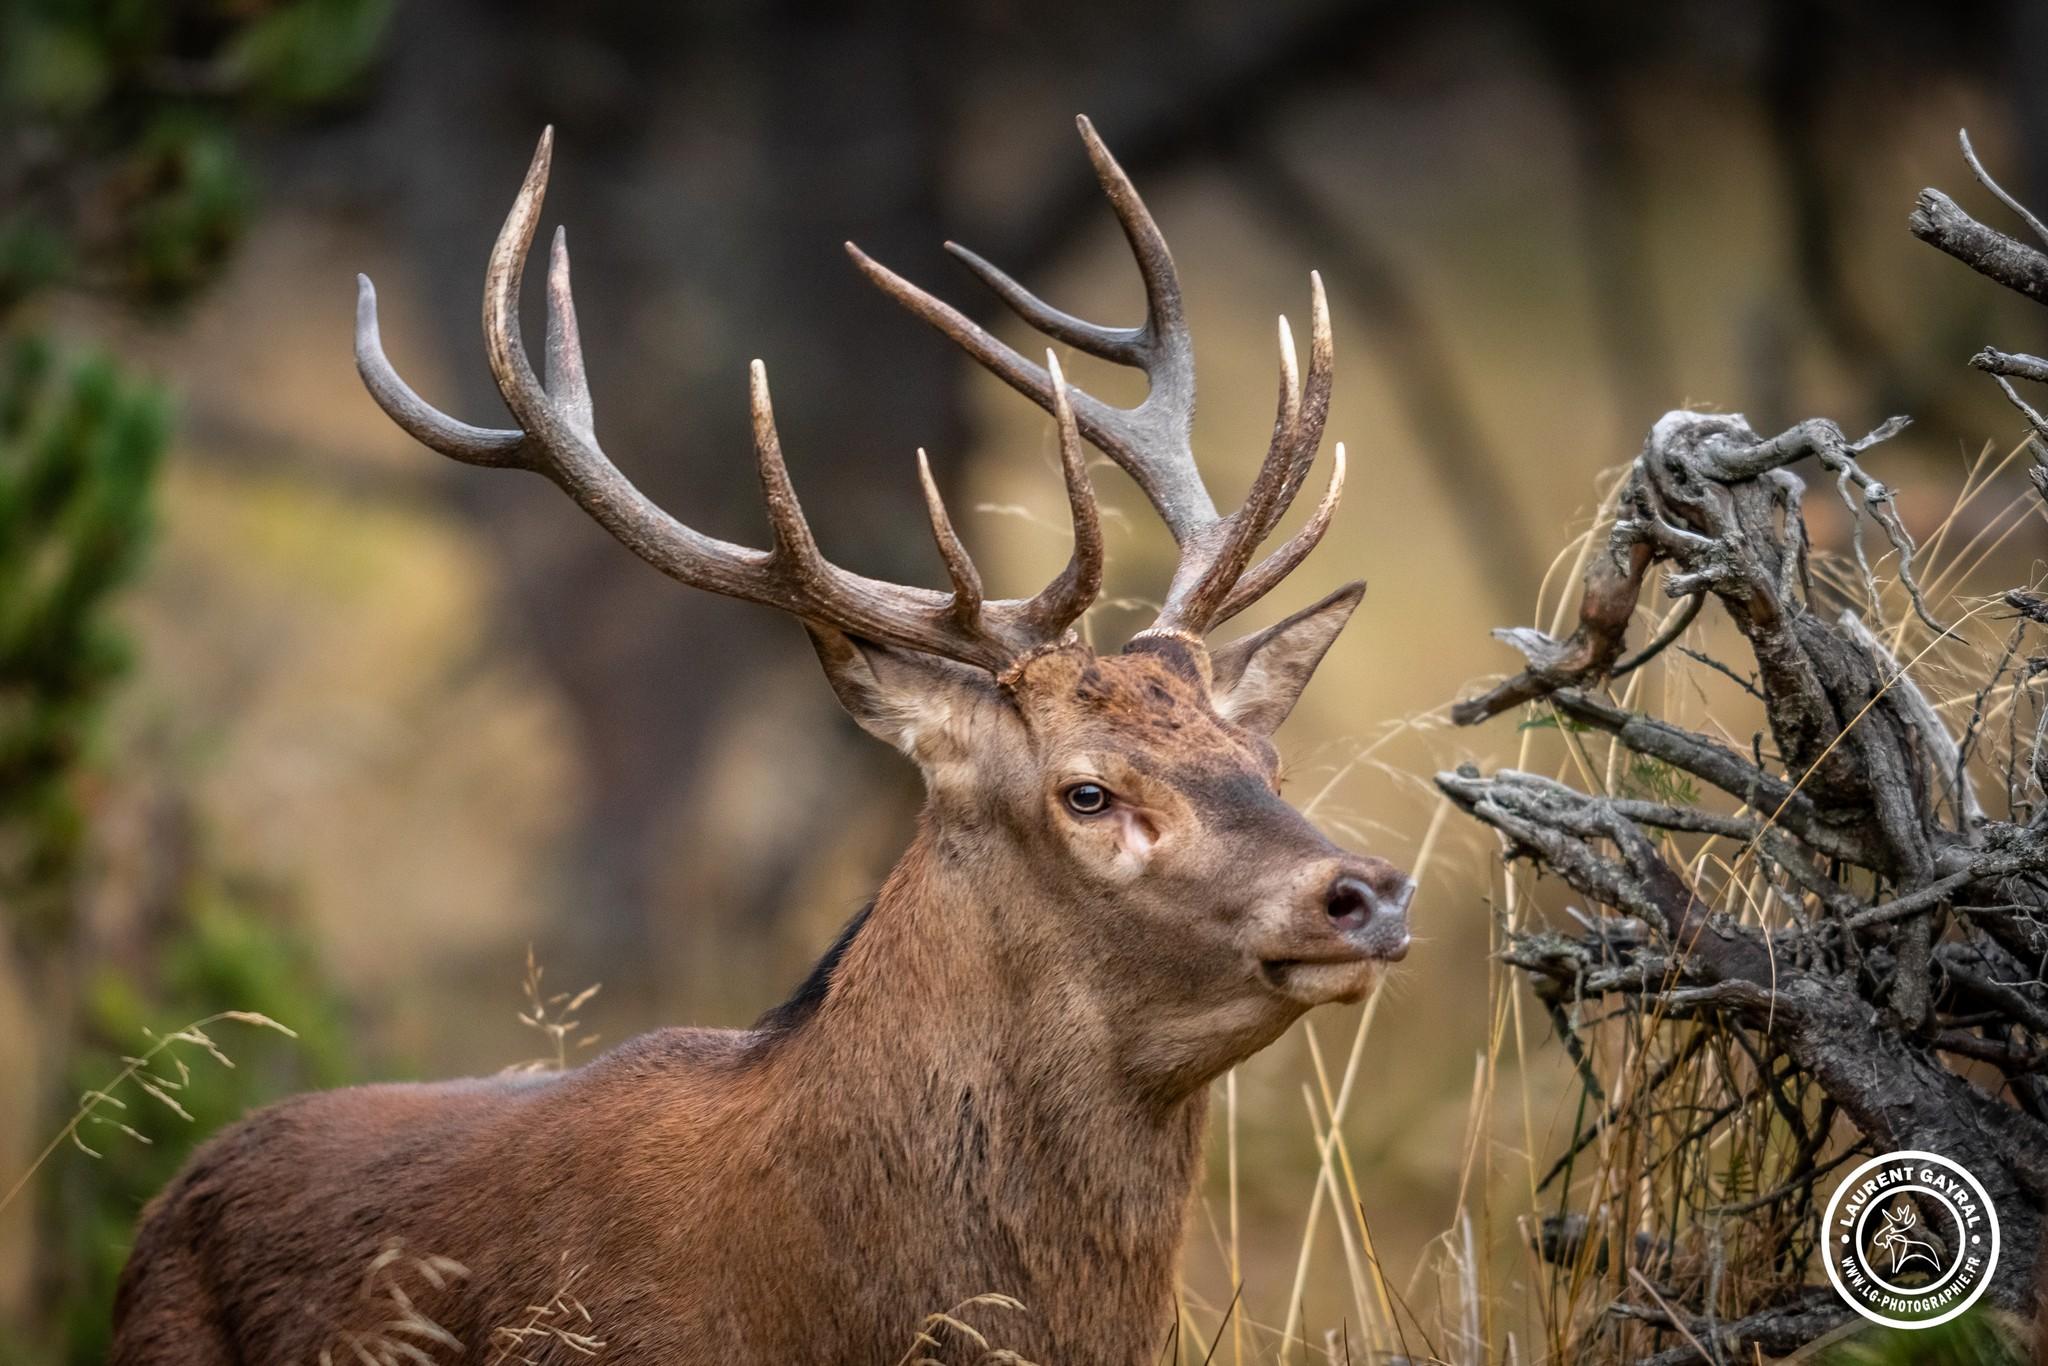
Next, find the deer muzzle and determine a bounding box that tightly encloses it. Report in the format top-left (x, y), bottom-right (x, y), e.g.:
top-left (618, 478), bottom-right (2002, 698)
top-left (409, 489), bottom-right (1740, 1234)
top-left (1254, 858), bottom-right (1414, 1005)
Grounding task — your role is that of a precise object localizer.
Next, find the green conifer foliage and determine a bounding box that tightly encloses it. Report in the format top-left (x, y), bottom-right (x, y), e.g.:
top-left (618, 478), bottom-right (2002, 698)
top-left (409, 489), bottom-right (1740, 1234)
top-left (0, 336), bottom-right (165, 946)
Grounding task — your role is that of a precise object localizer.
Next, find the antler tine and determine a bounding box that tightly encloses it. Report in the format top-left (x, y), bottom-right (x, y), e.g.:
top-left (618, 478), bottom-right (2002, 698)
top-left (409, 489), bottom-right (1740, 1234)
top-left (544, 227), bottom-right (595, 438)
top-left (915, 447), bottom-right (985, 627)
top-left (911, 353), bottom-right (1104, 639)
top-left (748, 362), bottom-right (827, 573)
top-left (944, 242), bottom-right (1145, 366)
top-left (1184, 275), bottom-right (1342, 630)
top-left (1074, 114), bottom-right (1191, 371)
top-left (1261, 272), bottom-right (1333, 542)
top-left (1154, 316), bottom-right (1303, 634)
top-left (1154, 272), bottom-right (1341, 633)
top-left (1016, 352), bottom-right (1105, 637)
top-left (358, 127), bottom-right (1106, 676)
top-left (1213, 442), bottom-right (1347, 627)
top-left (482, 126), bottom-right (556, 435)
top-left (354, 276), bottom-right (526, 467)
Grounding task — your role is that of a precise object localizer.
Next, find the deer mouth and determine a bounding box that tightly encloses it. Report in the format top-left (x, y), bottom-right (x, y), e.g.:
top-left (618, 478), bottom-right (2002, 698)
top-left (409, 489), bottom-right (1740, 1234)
top-left (1259, 954), bottom-right (1382, 1006)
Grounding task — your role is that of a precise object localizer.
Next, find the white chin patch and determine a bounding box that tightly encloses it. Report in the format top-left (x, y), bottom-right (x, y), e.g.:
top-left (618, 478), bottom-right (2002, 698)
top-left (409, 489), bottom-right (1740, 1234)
top-left (1278, 960), bottom-right (1378, 1006)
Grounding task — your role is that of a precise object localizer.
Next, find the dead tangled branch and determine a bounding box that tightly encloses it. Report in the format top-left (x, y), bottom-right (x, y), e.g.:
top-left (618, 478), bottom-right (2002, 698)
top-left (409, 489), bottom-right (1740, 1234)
top-left (1439, 131), bottom-right (2048, 1362)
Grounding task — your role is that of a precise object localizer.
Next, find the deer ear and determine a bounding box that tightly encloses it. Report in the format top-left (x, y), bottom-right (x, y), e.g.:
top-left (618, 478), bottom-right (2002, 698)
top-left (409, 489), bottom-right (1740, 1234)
top-left (806, 624), bottom-right (992, 760)
top-left (1209, 582), bottom-right (1365, 736)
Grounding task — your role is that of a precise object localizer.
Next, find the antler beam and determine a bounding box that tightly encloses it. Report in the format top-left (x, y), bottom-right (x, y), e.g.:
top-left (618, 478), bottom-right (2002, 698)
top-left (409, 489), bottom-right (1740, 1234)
top-left (355, 126), bottom-right (1102, 673)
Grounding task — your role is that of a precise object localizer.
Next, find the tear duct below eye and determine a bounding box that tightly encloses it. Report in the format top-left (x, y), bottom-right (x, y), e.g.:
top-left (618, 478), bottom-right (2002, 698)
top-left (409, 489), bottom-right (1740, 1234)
top-left (1109, 807), bottom-right (1159, 864)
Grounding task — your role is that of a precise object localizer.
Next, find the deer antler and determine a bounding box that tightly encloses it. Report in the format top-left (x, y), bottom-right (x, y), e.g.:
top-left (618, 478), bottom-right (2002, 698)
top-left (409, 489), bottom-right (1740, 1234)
top-left (355, 128), bottom-right (1102, 674)
top-left (847, 115), bottom-right (1345, 639)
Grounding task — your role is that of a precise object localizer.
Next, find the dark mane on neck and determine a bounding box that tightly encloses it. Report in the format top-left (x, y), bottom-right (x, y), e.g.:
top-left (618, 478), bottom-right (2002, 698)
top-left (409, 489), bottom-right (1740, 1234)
top-left (752, 901), bottom-right (874, 1035)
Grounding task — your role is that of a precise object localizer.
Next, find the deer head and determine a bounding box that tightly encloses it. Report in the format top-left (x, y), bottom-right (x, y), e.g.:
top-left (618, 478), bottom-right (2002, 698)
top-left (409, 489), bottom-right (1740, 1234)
top-left (353, 117), bottom-right (1410, 1098)
top-left (1874, 1202), bottom-right (1921, 1251)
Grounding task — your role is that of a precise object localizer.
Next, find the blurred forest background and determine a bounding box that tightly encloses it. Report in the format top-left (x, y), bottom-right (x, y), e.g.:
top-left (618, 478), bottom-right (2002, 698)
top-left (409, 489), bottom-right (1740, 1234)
top-left (2, 1), bottom-right (2045, 1361)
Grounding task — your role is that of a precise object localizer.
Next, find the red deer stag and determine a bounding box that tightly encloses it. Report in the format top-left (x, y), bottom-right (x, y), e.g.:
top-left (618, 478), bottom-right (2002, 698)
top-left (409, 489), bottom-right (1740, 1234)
top-left (110, 117), bottom-right (1412, 1366)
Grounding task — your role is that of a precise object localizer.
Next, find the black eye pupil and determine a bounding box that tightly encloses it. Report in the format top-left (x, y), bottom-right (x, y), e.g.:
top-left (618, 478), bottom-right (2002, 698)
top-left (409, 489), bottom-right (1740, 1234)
top-left (1066, 784), bottom-right (1108, 814)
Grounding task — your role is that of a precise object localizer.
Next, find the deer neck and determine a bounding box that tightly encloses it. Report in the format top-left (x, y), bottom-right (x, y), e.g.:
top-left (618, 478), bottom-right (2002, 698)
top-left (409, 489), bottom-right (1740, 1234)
top-left (760, 818), bottom-right (1208, 1347)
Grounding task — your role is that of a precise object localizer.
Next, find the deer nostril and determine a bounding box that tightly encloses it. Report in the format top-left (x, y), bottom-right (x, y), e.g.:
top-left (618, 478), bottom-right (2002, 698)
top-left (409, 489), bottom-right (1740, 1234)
top-left (1325, 876), bottom-right (1375, 931)
top-left (1325, 870), bottom-right (1414, 961)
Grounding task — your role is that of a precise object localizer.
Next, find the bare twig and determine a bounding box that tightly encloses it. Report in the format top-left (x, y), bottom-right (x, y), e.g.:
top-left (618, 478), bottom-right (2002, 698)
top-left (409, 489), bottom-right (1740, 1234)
top-left (1910, 189), bottom-right (2048, 306)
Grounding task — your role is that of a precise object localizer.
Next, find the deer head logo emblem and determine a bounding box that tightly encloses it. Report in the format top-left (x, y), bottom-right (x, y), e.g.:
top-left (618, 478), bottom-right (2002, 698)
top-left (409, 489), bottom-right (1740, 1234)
top-left (1870, 1201), bottom-right (1942, 1277)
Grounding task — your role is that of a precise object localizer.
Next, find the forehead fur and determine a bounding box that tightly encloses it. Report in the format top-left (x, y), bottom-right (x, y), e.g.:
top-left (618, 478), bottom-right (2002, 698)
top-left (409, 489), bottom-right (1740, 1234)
top-left (1000, 641), bottom-right (1274, 772)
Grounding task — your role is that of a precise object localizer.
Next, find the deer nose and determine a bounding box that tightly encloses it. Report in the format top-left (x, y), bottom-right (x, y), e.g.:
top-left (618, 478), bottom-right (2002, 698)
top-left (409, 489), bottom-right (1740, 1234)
top-left (1324, 868), bottom-right (1413, 961)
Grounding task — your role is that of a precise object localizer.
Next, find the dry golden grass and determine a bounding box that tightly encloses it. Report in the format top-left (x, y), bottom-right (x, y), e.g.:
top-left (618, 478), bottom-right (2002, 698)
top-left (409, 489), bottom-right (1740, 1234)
top-left (504, 946), bottom-right (602, 1075)
top-left (485, 1257), bottom-right (605, 1365)
top-left (895, 1293), bottom-right (1039, 1366)
top-left (0, 1010), bottom-right (295, 1220)
top-left (309, 1239), bottom-right (470, 1366)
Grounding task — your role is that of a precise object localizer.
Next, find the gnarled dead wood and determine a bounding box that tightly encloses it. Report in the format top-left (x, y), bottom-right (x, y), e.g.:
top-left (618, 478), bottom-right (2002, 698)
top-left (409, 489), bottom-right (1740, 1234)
top-left (1436, 129), bottom-right (2048, 1361)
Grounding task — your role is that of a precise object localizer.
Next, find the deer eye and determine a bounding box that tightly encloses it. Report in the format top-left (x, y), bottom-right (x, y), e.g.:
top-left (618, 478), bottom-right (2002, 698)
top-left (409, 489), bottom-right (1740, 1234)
top-left (1061, 783), bottom-right (1112, 816)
